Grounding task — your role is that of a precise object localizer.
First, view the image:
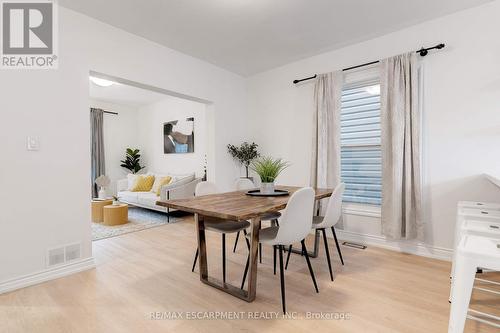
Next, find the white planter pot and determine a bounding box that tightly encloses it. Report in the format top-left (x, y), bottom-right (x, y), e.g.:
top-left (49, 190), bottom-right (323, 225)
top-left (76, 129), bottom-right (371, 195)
top-left (260, 182), bottom-right (275, 194)
top-left (113, 200), bottom-right (120, 206)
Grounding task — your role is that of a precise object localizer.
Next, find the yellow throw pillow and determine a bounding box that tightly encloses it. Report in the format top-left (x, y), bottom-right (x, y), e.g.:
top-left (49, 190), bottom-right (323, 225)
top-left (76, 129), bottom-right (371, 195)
top-left (155, 176), bottom-right (172, 196)
top-left (131, 175), bottom-right (155, 192)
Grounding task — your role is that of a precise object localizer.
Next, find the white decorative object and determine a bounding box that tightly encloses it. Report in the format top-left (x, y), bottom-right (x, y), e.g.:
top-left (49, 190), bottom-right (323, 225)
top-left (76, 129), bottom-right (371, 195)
top-left (95, 175), bottom-right (111, 199)
top-left (260, 182), bottom-right (275, 194)
top-left (98, 187), bottom-right (107, 199)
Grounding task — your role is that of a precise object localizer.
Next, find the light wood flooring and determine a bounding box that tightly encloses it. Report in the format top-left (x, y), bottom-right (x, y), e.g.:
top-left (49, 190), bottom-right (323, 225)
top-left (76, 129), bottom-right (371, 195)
top-left (0, 215), bottom-right (498, 333)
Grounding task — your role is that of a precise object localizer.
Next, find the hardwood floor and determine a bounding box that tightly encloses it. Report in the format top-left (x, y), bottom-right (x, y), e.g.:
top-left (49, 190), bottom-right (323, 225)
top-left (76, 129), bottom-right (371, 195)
top-left (0, 216), bottom-right (498, 333)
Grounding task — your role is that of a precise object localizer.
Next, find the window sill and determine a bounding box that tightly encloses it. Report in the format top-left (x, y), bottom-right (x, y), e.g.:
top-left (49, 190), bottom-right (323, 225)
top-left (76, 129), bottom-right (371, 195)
top-left (343, 203), bottom-right (381, 218)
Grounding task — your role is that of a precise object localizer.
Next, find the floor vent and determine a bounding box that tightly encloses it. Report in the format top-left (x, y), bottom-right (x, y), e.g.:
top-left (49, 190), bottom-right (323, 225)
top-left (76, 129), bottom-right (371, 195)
top-left (47, 247), bottom-right (65, 267)
top-left (342, 242), bottom-right (367, 250)
top-left (65, 243), bottom-right (81, 262)
top-left (47, 242), bottom-right (81, 267)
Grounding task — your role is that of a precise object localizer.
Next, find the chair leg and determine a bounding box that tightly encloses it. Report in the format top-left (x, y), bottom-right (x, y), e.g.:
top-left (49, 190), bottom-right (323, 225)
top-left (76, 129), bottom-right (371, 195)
top-left (321, 229), bottom-right (334, 281)
top-left (301, 240), bottom-right (319, 293)
top-left (259, 243), bottom-right (262, 263)
top-left (273, 245), bottom-right (277, 275)
top-left (243, 229), bottom-right (251, 250)
top-left (192, 248), bottom-right (198, 272)
top-left (285, 244), bottom-right (292, 270)
top-left (278, 245), bottom-right (286, 313)
top-left (233, 231), bottom-right (240, 253)
top-left (331, 227), bottom-right (344, 265)
top-left (222, 234), bottom-right (226, 283)
top-left (241, 253), bottom-right (249, 289)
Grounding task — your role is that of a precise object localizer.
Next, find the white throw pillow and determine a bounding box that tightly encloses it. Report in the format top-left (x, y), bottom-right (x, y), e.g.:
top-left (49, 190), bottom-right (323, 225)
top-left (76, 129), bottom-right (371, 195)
top-left (127, 174), bottom-right (139, 190)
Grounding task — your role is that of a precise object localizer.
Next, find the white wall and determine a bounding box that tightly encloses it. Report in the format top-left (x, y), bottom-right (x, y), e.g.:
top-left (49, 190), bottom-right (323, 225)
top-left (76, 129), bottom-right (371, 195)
top-left (89, 100), bottom-right (140, 196)
top-left (138, 96), bottom-right (207, 177)
top-left (246, 1), bottom-right (500, 255)
top-left (0, 6), bottom-right (248, 288)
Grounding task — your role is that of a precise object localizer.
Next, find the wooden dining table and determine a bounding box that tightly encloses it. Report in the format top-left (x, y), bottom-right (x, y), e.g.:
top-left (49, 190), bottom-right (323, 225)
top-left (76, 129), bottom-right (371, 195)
top-left (156, 185), bottom-right (333, 302)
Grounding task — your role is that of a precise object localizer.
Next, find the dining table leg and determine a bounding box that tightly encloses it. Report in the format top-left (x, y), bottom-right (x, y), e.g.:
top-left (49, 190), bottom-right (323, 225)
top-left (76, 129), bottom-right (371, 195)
top-left (195, 213), bottom-right (261, 302)
top-left (246, 216), bottom-right (261, 301)
top-left (195, 213), bottom-right (208, 279)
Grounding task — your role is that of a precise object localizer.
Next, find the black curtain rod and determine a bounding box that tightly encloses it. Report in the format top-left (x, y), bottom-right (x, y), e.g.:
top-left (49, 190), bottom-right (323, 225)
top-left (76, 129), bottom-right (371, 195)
top-left (90, 109), bottom-right (118, 115)
top-left (293, 43), bottom-right (445, 84)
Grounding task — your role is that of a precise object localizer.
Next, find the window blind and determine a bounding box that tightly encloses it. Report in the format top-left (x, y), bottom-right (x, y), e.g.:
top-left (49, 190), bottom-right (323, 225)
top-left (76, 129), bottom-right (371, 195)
top-left (340, 82), bottom-right (382, 205)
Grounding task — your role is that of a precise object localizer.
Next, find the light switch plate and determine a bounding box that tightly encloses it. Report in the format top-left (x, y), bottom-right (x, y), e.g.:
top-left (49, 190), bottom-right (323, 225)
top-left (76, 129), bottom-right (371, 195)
top-left (27, 136), bottom-right (40, 151)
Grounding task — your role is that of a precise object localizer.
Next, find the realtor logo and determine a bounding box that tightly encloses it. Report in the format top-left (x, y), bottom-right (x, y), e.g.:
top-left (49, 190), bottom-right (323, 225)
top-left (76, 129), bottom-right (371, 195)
top-left (1, 1), bottom-right (58, 68)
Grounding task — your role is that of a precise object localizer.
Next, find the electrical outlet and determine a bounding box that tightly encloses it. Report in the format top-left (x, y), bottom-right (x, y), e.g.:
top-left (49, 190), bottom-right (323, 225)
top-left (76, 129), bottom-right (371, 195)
top-left (27, 136), bottom-right (40, 151)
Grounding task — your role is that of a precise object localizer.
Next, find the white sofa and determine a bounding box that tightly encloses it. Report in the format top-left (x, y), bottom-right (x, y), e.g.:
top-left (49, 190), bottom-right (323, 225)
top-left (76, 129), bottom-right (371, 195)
top-left (117, 172), bottom-right (202, 218)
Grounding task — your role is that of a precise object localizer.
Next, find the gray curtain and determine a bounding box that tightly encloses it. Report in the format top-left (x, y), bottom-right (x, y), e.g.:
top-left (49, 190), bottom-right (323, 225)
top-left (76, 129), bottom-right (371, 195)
top-left (380, 53), bottom-right (423, 240)
top-left (310, 71), bottom-right (343, 190)
top-left (90, 108), bottom-right (105, 198)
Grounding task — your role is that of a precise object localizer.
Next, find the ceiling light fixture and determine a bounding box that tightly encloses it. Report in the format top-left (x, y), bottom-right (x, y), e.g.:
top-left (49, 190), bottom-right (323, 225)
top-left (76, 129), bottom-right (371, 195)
top-left (89, 76), bottom-right (115, 87)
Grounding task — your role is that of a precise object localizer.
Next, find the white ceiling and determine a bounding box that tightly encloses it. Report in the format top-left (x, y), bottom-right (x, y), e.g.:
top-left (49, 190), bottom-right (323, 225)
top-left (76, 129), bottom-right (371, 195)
top-left (61, 0), bottom-right (490, 76)
top-left (89, 79), bottom-right (168, 107)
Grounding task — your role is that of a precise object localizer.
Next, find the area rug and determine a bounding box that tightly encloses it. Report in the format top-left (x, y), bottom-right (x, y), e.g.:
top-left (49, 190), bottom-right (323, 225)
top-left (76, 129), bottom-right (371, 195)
top-left (92, 206), bottom-right (180, 241)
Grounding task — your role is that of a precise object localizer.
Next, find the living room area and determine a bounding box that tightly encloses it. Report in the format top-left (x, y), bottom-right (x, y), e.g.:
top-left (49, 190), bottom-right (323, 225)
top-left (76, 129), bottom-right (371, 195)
top-left (2, 1), bottom-right (500, 332)
top-left (89, 73), bottom-right (207, 240)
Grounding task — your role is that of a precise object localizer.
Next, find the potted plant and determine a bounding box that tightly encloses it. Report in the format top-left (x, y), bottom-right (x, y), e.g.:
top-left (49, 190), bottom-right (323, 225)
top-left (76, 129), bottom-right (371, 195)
top-left (227, 142), bottom-right (259, 179)
top-left (120, 148), bottom-right (145, 174)
top-left (112, 195), bottom-right (120, 206)
top-left (251, 157), bottom-right (290, 194)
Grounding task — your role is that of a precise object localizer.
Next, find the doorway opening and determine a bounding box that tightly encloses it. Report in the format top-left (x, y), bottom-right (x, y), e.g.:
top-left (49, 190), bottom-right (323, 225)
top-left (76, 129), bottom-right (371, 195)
top-left (89, 72), bottom-right (214, 241)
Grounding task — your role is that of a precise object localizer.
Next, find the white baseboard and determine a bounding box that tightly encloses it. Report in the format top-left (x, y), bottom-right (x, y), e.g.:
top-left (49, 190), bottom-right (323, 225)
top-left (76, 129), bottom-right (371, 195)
top-left (336, 229), bottom-right (453, 261)
top-left (0, 257), bottom-right (96, 295)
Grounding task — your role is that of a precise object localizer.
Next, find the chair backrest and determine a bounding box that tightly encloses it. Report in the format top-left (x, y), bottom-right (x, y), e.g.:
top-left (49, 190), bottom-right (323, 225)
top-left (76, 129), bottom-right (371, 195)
top-left (319, 183), bottom-right (345, 228)
top-left (234, 178), bottom-right (255, 191)
top-left (195, 181), bottom-right (218, 196)
top-left (273, 187), bottom-right (315, 245)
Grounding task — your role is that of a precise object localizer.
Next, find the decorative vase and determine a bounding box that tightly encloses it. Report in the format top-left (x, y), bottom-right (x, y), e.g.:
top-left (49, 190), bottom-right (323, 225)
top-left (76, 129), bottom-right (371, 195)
top-left (98, 187), bottom-right (106, 199)
top-left (260, 182), bottom-right (275, 194)
top-left (113, 200), bottom-right (120, 206)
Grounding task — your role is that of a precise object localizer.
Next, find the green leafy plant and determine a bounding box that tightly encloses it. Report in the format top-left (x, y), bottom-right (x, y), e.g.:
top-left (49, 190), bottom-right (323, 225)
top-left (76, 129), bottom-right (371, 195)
top-left (120, 148), bottom-right (145, 174)
top-left (227, 142), bottom-right (259, 178)
top-left (251, 157), bottom-right (289, 183)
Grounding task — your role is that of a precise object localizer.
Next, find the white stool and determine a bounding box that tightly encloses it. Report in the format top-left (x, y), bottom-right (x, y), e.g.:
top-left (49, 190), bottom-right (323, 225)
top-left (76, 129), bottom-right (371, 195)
top-left (448, 235), bottom-right (500, 332)
top-left (452, 207), bottom-right (500, 276)
top-left (458, 201), bottom-right (500, 210)
top-left (450, 213), bottom-right (500, 301)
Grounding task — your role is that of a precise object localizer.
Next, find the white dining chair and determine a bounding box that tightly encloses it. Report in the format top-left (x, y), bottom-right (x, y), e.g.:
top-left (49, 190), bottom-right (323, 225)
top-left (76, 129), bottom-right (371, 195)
top-left (285, 183), bottom-right (345, 281)
top-left (241, 187), bottom-right (318, 313)
top-left (191, 181), bottom-right (250, 284)
top-left (233, 178), bottom-right (282, 264)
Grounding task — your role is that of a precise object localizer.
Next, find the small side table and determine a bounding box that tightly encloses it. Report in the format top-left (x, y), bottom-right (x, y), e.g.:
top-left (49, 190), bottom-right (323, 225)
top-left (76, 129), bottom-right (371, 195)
top-left (91, 199), bottom-right (113, 223)
top-left (103, 204), bottom-right (128, 226)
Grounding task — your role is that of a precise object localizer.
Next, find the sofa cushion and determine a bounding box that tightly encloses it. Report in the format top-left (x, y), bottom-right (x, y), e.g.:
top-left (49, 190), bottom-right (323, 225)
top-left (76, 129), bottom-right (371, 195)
top-left (126, 174), bottom-right (139, 190)
top-left (137, 192), bottom-right (161, 207)
top-left (131, 175), bottom-right (155, 192)
top-left (169, 173), bottom-right (195, 187)
top-left (151, 175), bottom-right (172, 194)
top-left (117, 191), bottom-right (139, 203)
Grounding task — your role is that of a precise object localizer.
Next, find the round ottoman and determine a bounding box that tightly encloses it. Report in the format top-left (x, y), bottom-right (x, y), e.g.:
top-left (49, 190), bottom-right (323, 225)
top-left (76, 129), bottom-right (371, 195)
top-left (103, 204), bottom-right (129, 226)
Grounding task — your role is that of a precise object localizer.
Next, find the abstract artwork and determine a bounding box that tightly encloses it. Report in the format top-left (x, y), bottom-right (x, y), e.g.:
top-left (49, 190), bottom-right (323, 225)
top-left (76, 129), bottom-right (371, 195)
top-left (163, 117), bottom-right (194, 154)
